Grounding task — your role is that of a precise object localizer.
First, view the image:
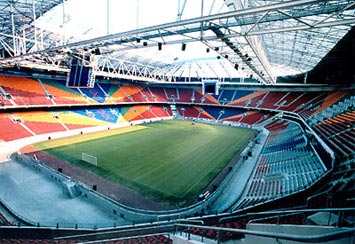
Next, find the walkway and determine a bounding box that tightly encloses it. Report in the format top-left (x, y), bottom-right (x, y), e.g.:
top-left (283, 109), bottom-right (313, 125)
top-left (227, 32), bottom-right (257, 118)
top-left (209, 130), bottom-right (268, 213)
top-left (0, 159), bottom-right (129, 228)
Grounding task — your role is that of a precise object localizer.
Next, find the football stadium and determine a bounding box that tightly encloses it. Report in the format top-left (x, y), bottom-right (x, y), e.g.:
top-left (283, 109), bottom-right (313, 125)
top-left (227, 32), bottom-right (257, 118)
top-left (0, 0), bottom-right (354, 243)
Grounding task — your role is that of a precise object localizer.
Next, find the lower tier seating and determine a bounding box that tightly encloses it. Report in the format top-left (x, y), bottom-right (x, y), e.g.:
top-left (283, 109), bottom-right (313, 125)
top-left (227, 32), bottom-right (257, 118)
top-left (0, 105), bottom-right (173, 142)
top-left (236, 121), bottom-right (326, 209)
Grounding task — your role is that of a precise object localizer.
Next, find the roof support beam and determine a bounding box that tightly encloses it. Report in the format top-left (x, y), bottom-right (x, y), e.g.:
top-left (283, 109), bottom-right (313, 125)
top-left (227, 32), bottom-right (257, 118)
top-left (247, 19), bottom-right (355, 36)
top-left (37, 0), bottom-right (327, 51)
top-left (0, 0), bottom-right (353, 84)
top-left (224, 0), bottom-right (275, 84)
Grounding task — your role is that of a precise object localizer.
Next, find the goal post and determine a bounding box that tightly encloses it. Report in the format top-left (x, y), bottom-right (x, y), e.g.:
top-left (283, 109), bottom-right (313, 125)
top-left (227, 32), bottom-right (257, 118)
top-left (81, 152), bottom-right (98, 166)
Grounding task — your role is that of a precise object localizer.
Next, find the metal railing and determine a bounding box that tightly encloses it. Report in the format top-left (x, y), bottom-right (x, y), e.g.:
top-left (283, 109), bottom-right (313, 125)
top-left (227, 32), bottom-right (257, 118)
top-left (175, 223), bottom-right (355, 243)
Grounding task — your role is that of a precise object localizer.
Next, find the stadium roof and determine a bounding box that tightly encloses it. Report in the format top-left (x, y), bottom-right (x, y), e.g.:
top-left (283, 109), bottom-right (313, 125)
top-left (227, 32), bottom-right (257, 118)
top-left (0, 0), bottom-right (354, 85)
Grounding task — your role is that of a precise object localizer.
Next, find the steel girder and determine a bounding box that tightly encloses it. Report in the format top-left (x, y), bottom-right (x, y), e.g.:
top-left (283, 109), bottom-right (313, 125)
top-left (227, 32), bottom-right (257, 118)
top-left (0, 0), bottom-right (354, 84)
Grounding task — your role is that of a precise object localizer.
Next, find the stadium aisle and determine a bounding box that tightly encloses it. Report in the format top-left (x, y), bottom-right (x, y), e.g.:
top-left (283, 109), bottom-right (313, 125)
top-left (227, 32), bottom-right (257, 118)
top-left (209, 130), bottom-right (268, 213)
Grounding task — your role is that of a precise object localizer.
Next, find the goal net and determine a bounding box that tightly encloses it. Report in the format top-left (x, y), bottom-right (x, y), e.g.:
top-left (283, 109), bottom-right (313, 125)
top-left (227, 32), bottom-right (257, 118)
top-left (81, 152), bottom-right (98, 166)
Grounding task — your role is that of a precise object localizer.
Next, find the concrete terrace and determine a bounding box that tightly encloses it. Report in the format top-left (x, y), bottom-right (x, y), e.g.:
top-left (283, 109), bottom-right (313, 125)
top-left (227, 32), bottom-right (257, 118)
top-left (0, 159), bottom-right (129, 228)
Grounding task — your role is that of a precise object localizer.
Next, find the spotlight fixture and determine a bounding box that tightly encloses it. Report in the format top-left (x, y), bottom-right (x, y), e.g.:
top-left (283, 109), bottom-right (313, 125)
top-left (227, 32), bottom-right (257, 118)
top-left (206, 48), bottom-right (210, 53)
top-left (224, 54), bottom-right (228, 59)
top-left (91, 48), bottom-right (101, 55)
top-left (143, 41), bottom-right (148, 46)
top-left (217, 55), bottom-right (221, 59)
top-left (214, 47), bottom-right (219, 52)
top-left (158, 42), bottom-right (162, 51)
top-left (94, 48), bottom-right (101, 55)
top-left (136, 38), bottom-right (141, 43)
top-left (181, 43), bottom-right (186, 51)
top-left (234, 63), bottom-right (239, 70)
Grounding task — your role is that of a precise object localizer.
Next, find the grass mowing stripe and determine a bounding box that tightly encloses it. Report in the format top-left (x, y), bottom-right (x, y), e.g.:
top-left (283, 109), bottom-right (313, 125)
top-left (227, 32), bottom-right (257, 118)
top-left (34, 120), bottom-right (255, 208)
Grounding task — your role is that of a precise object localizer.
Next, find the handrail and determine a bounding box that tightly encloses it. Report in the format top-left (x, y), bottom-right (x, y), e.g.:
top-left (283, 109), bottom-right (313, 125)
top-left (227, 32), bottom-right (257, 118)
top-left (219, 208), bottom-right (355, 224)
top-left (176, 223), bottom-right (355, 243)
top-left (55, 223), bottom-right (175, 240)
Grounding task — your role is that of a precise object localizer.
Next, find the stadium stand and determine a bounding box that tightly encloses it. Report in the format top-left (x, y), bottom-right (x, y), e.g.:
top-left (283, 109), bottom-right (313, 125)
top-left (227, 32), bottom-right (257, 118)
top-left (177, 105), bottom-right (200, 118)
top-left (0, 80), bottom-right (353, 243)
top-left (276, 91), bottom-right (306, 111)
top-left (54, 110), bottom-right (108, 129)
top-left (109, 85), bottom-right (134, 103)
top-left (138, 86), bottom-right (156, 102)
top-left (311, 91), bottom-right (349, 117)
top-left (150, 105), bottom-right (172, 117)
top-left (0, 75), bottom-right (53, 106)
top-left (0, 113), bottom-right (33, 141)
top-left (203, 93), bottom-right (220, 105)
top-left (146, 87), bottom-right (169, 102)
top-left (313, 110), bottom-right (355, 160)
top-left (235, 120), bottom-right (327, 209)
top-left (40, 80), bottom-right (89, 105)
top-left (238, 111), bottom-right (270, 125)
top-left (77, 85), bottom-right (106, 103)
top-left (3, 80), bottom-right (352, 143)
top-left (177, 88), bottom-right (194, 103)
top-left (199, 106), bottom-right (222, 119)
top-left (246, 91), bottom-right (268, 107)
top-left (215, 89), bottom-right (235, 104)
top-left (14, 111), bottom-right (67, 135)
top-left (121, 85), bottom-right (147, 102)
top-left (227, 90), bottom-right (253, 107)
top-left (165, 87), bottom-right (179, 102)
top-left (258, 91), bottom-right (287, 109)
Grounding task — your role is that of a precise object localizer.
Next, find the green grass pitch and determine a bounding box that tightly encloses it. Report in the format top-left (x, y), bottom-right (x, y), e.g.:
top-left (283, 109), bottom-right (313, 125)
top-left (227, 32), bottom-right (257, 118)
top-left (33, 120), bottom-right (256, 207)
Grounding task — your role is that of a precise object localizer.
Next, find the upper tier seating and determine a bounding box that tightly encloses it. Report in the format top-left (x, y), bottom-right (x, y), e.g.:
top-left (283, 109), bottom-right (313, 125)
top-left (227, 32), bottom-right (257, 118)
top-left (238, 111), bottom-right (270, 125)
top-left (120, 85), bottom-right (147, 102)
top-left (227, 90), bottom-right (254, 107)
top-left (138, 86), bottom-right (156, 102)
top-left (276, 92), bottom-right (306, 111)
top-left (0, 76), bottom-right (53, 106)
top-left (40, 80), bottom-right (89, 105)
top-left (120, 105), bottom-right (172, 122)
top-left (109, 85), bottom-right (134, 103)
top-left (178, 88), bottom-right (194, 103)
top-left (313, 110), bottom-right (355, 160)
top-left (295, 91), bottom-right (349, 120)
top-left (0, 76), bottom-right (350, 121)
top-left (216, 89), bottom-right (236, 104)
top-left (165, 87), bottom-right (179, 101)
top-left (147, 87), bottom-right (169, 102)
top-left (77, 85), bottom-right (106, 103)
top-left (259, 91), bottom-right (287, 109)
